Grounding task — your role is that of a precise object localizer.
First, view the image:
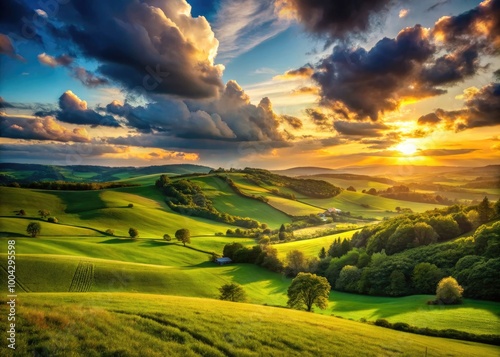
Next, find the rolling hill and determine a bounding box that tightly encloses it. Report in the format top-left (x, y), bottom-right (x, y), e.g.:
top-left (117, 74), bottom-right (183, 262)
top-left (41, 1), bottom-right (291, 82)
top-left (0, 293), bottom-right (498, 357)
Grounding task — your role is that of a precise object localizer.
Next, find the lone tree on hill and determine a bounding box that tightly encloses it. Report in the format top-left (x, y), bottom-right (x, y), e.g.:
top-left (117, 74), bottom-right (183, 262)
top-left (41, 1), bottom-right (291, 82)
top-left (218, 283), bottom-right (246, 302)
top-left (26, 222), bottom-right (41, 237)
top-left (287, 272), bottom-right (331, 312)
top-left (38, 209), bottom-right (50, 219)
top-left (175, 228), bottom-right (191, 246)
top-left (163, 234), bottom-right (172, 241)
top-left (435, 276), bottom-right (463, 305)
top-left (129, 228), bottom-right (139, 239)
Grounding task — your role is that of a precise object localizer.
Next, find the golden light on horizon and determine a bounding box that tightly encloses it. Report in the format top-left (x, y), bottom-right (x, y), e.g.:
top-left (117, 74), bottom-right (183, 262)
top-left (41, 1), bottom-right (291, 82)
top-left (395, 141), bottom-right (418, 156)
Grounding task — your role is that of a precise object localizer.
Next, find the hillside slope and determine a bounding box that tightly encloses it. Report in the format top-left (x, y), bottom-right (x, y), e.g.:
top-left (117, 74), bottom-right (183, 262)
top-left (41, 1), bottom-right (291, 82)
top-left (1, 293), bottom-right (497, 357)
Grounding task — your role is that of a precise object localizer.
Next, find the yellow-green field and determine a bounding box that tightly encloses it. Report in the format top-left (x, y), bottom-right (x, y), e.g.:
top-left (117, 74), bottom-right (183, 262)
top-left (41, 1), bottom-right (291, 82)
top-left (0, 293), bottom-right (498, 357)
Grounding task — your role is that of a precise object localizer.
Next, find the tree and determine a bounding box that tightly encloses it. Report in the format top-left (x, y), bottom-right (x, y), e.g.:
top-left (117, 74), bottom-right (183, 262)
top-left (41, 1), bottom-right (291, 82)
top-left (27, 222), bottom-right (41, 237)
top-left (346, 186), bottom-right (356, 192)
top-left (218, 283), bottom-right (246, 302)
top-left (223, 242), bottom-right (244, 259)
top-left (129, 228), bottom-right (139, 238)
top-left (128, 203), bottom-right (134, 208)
top-left (335, 265), bottom-right (361, 292)
top-left (47, 217), bottom-right (58, 223)
top-left (38, 209), bottom-right (50, 219)
top-left (175, 228), bottom-right (191, 246)
top-left (318, 247), bottom-right (327, 259)
top-left (279, 224), bottom-right (287, 241)
top-left (105, 229), bottom-right (115, 236)
top-left (285, 250), bottom-right (307, 277)
top-left (17, 209), bottom-right (26, 216)
top-left (477, 196), bottom-right (493, 224)
top-left (412, 262), bottom-right (443, 294)
top-left (413, 222), bottom-right (438, 246)
top-left (494, 198), bottom-right (500, 217)
top-left (163, 234), bottom-right (172, 241)
top-left (287, 272), bottom-right (331, 312)
top-left (435, 276), bottom-right (463, 304)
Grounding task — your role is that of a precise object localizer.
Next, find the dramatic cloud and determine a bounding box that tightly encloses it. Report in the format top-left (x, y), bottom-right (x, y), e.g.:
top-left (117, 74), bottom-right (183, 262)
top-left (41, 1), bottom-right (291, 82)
top-left (214, 0), bottom-right (289, 62)
top-left (313, 25), bottom-right (437, 120)
top-left (35, 91), bottom-right (120, 127)
top-left (37, 53), bottom-right (73, 67)
top-left (432, 0), bottom-right (500, 52)
top-left (281, 115), bottom-right (303, 129)
top-left (56, 0), bottom-right (224, 98)
top-left (274, 65), bottom-right (314, 80)
top-left (0, 34), bottom-right (24, 61)
top-left (305, 108), bottom-right (331, 128)
top-left (418, 83), bottom-right (500, 132)
top-left (306, 0), bottom-right (500, 121)
top-left (276, 0), bottom-right (394, 39)
top-left (0, 115), bottom-right (90, 142)
top-left (107, 80), bottom-right (293, 143)
top-left (333, 120), bottom-right (389, 137)
top-left (417, 112), bottom-right (441, 125)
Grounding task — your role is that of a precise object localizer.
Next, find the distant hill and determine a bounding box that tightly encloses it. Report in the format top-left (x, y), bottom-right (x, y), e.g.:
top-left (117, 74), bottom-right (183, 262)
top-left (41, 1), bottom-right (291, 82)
top-left (301, 173), bottom-right (397, 185)
top-left (274, 165), bottom-right (498, 178)
top-left (0, 163), bottom-right (212, 183)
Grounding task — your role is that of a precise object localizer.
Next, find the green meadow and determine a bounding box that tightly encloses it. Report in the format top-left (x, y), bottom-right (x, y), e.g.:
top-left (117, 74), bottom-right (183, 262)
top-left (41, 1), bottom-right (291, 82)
top-left (1, 293), bottom-right (498, 357)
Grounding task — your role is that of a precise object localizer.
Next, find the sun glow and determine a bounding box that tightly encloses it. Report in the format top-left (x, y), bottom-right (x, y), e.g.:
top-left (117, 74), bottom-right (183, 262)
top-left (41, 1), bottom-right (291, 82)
top-left (395, 141), bottom-right (418, 155)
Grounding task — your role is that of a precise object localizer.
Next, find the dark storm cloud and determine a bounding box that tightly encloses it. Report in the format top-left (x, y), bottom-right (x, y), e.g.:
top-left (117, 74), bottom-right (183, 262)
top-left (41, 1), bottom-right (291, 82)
top-left (432, 0), bottom-right (500, 51)
top-left (421, 47), bottom-right (480, 86)
top-left (35, 91), bottom-right (120, 128)
top-left (0, 115), bottom-right (90, 142)
top-left (60, 0), bottom-right (223, 98)
top-left (306, 1), bottom-right (499, 122)
top-left (2, 0), bottom-right (224, 99)
top-left (277, 0), bottom-right (394, 39)
top-left (313, 25), bottom-right (437, 120)
top-left (333, 120), bottom-right (389, 137)
top-left (418, 83), bottom-right (500, 131)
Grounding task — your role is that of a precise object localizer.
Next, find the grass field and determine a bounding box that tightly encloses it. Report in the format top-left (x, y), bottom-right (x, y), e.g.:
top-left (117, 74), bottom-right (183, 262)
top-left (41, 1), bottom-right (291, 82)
top-left (0, 186), bottom-right (234, 237)
top-left (301, 191), bottom-right (443, 220)
top-left (1, 234), bottom-right (499, 337)
top-left (0, 293), bottom-right (497, 357)
top-left (307, 175), bottom-right (393, 191)
top-left (274, 230), bottom-right (361, 259)
top-left (190, 175), bottom-right (291, 228)
top-left (228, 174), bottom-right (324, 216)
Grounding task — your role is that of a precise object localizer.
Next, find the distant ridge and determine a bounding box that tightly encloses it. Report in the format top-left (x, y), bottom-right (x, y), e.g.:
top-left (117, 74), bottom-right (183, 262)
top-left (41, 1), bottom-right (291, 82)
top-left (0, 163), bottom-right (213, 183)
top-left (273, 165), bottom-right (498, 177)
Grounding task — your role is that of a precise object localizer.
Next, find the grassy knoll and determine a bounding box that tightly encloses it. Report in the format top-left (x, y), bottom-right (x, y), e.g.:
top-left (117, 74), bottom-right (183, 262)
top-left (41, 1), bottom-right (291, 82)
top-left (0, 293), bottom-right (498, 357)
top-left (228, 174), bottom-right (323, 216)
top-left (0, 187), bottom-right (233, 237)
top-left (301, 191), bottom-right (443, 219)
top-left (189, 175), bottom-right (291, 228)
top-left (0, 218), bottom-right (104, 237)
top-left (274, 230), bottom-right (361, 259)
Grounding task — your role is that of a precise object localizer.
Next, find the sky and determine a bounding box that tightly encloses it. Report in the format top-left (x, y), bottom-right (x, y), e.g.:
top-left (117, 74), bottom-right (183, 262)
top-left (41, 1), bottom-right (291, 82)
top-left (0, 0), bottom-right (499, 169)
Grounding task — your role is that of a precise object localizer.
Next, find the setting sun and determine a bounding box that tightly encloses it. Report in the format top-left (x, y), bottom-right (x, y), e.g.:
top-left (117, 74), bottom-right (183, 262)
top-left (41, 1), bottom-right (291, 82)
top-left (395, 142), bottom-right (418, 155)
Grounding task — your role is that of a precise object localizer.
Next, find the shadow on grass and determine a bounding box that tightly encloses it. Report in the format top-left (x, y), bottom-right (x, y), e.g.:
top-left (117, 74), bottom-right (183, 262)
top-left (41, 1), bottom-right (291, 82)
top-left (140, 240), bottom-right (175, 247)
top-left (0, 232), bottom-right (29, 237)
top-left (99, 238), bottom-right (136, 244)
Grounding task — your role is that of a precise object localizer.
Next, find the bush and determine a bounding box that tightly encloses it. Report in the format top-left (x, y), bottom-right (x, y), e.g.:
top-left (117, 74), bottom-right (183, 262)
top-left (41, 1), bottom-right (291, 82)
top-left (128, 203), bottom-right (134, 208)
top-left (374, 319), bottom-right (392, 328)
top-left (105, 229), bottom-right (115, 236)
top-left (47, 217), bottom-right (58, 223)
top-left (163, 234), bottom-right (172, 241)
top-left (129, 228), bottom-right (139, 239)
top-left (435, 276), bottom-right (463, 304)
